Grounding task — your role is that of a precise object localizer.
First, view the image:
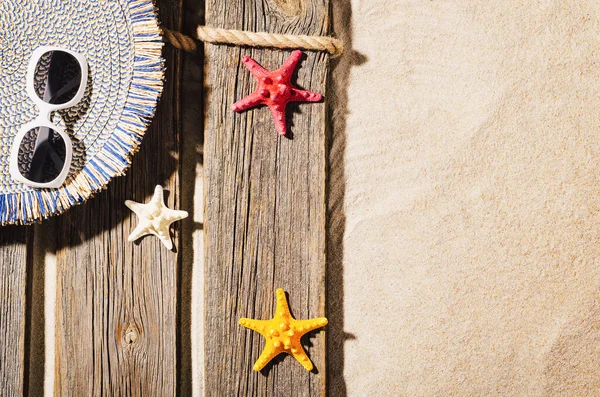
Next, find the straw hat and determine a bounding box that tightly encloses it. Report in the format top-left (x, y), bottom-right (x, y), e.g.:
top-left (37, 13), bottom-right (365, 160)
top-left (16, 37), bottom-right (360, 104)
top-left (0, 0), bottom-right (164, 225)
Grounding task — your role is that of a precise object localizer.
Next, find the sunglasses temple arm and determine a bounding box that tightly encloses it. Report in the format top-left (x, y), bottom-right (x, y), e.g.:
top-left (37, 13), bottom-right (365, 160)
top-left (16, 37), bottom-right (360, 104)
top-left (28, 129), bottom-right (52, 181)
top-left (28, 53), bottom-right (79, 182)
top-left (28, 70), bottom-right (56, 181)
top-left (32, 70), bottom-right (80, 161)
top-left (32, 67), bottom-right (54, 151)
top-left (49, 73), bottom-right (82, 105)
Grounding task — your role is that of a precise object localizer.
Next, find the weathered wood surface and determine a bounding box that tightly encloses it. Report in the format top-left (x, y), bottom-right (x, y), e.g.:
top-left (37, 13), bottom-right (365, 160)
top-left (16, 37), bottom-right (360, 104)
top-left (204, 0), bottom-right (330, 395)
top-left (52, 1), bottom-right (183, 395)
top-left (0, 226), bottom-right (29, 396)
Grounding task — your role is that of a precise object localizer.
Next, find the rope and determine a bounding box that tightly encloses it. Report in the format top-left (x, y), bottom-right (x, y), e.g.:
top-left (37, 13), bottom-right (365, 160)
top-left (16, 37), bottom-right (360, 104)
top-left (162, 26), bottom-right (343, 57)
top-left (162, 28), bottom-right (198, 53)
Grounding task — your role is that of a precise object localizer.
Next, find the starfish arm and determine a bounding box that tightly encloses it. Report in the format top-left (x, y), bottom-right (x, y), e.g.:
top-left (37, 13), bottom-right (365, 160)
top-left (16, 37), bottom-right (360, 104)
top-left (292, 317), bottom-right (328, 334)
top-left (277, 50), bottom-right (303, 78)
top-left (274, 288), bottom-right (292, 316)
top-left (239, 318), bottom-right (270, 335)
top-left (269, 105), bottom-right (288, 135)
top-left (125, 200), bottom-right (146, 216)
top-left (150, 185), bottom-right (165, 206)
top-left (158, 234), bottom-right (174, 250)
top-left (163, 208), bottom-right (189, 223)
top-left (232, 91), bottom-right (265, 112)
top-left (290, 345), bottom-right (314, 371)
top-left (292, 89), bottom-right (323, 103)
top-left (241, 55), bottom-right (268, 78)
top-left (127, 222), bottom-right (151, 242)
top-left (252, 342), bottom-right (282, 372)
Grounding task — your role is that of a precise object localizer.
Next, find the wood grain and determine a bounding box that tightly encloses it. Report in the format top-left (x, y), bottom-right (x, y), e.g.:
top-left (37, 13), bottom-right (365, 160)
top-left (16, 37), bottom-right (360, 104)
top-left (0, 226), bottom-right (29, 396)
top-left (52, 1), bottom-right (183, 395)
top-left (204, 0), bottom-right (330, 395)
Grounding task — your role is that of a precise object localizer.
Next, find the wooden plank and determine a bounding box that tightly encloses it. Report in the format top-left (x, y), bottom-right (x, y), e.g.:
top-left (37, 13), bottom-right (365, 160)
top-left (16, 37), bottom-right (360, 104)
top-left (0, 226), bottom-right (29, 396)
top-left (204, 0), bottom-right (330, 394)
top-left (53, 1), bottom-right (183, 395)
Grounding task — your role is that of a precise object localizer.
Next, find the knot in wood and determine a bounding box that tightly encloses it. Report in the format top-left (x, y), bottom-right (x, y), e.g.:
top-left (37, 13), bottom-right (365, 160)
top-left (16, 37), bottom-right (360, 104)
top-left (271, 0), bottom-right (304, 16)
top-left (123, 325), bottom-right (141, 346)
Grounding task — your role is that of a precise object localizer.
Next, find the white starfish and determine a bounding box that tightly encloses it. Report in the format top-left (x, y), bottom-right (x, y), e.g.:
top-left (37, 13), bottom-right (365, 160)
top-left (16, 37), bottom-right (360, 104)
top-left (125, 185), bottom-right (188, 250)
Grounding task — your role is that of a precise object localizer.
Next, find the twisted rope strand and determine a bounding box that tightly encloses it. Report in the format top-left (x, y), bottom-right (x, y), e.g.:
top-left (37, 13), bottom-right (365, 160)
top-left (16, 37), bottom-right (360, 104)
top-left (162, 28), bottom-right (198, 52)
top-left (196, 25), bottom-right (344, 56)
top-left (162, 26), bottom-right (344, 57)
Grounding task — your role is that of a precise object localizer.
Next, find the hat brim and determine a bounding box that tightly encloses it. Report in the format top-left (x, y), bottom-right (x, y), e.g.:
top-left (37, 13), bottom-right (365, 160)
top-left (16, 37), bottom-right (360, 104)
top-left (0, 0), bottom-right (165, 225)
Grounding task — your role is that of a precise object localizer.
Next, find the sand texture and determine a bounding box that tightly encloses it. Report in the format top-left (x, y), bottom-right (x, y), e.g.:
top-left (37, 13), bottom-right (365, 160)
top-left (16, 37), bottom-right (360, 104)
top-left (329, 1), bottom-right (600, 395)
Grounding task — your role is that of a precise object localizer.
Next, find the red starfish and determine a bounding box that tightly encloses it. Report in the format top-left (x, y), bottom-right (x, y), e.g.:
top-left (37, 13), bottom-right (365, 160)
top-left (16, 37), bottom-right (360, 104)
top-left (231, 50), bottom-right (323, 136)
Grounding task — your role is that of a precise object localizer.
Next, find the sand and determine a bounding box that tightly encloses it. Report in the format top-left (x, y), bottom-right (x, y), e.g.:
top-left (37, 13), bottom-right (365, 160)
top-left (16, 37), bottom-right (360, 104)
top-left (328, 0), bottom-right (600, 395)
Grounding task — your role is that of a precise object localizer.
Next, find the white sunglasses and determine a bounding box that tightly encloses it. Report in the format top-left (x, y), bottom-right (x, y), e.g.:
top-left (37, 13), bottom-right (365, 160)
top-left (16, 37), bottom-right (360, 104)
top-left (9, 46), bottom-right (88, 189)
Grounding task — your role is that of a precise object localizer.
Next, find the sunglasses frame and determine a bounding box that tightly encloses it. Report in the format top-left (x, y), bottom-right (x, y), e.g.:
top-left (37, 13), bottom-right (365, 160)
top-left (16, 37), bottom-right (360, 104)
top-left (9, 46), bottom-right (88, 189)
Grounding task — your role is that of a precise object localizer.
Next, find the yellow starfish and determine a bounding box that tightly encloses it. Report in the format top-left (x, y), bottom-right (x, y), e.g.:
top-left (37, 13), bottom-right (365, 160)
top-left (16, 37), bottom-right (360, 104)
top-left (239, 288), bottom-right (328, 372)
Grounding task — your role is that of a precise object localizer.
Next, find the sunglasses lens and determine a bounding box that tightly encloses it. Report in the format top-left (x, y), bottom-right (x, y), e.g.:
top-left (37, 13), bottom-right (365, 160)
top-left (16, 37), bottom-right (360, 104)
top-left (34, 50), bottom-right (83, 105)
top-left (17, 127), bottom-right (67, 184)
